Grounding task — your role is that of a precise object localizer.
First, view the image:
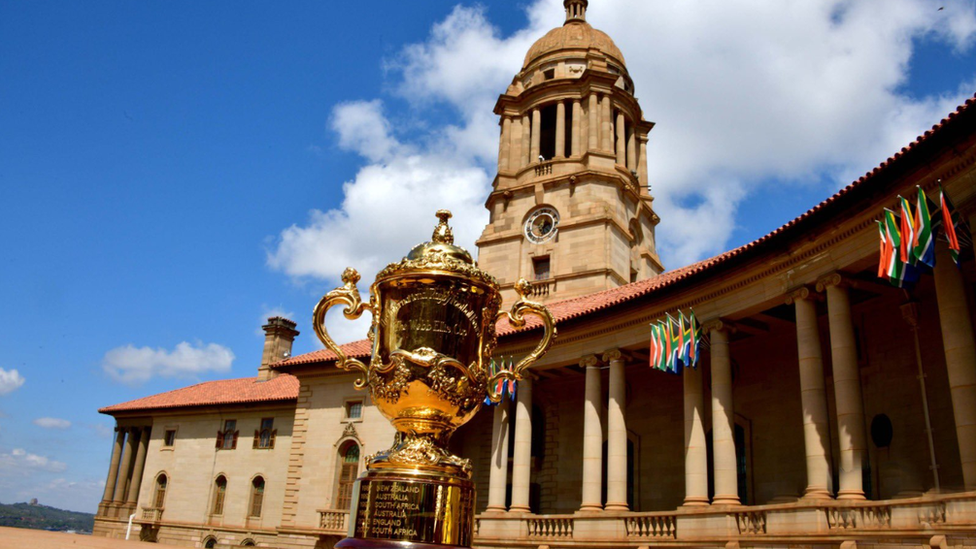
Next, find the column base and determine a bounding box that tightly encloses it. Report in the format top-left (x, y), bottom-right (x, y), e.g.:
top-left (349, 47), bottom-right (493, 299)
top-left (800, 487), bottom-right (834, 500)
top-left (681, 496), bottom-right (711, 507)
top-left (837, 490), bottom-right (866, 500)
top-left (483, 506), bottom-right (508, 514)
top-left (711, 495), bottom-right (741, 506)
top-left (604, 502), bottom-right (629, 512)
top-left (578, 504), bottom-right (604, 513)
top-left (508, 505), bottom-right (531, 513)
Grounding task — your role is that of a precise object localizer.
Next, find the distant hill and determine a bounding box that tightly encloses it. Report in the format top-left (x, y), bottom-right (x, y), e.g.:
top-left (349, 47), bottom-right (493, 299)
top-left (0, 501), bottom-right (94, 533)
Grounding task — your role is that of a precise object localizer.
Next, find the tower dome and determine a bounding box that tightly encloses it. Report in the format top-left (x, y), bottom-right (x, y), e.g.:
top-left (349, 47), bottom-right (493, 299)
top-left (523, 0), bottom-right (626, 71)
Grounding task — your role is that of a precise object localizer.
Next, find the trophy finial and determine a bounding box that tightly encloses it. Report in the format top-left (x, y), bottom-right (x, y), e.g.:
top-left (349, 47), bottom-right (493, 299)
top-left (432, 210), bottom-right (454, 245)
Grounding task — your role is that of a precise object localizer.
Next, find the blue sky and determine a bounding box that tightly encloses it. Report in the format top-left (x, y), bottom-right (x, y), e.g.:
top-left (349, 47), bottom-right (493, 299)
top-left (1, 0), bottom-right (974, 513)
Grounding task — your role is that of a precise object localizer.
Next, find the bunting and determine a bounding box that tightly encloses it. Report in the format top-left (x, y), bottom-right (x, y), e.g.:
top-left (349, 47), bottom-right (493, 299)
top-left (875, 186), bottom-right (968, 286)
top-left (483, 357), bottom-right (516, 405)
top-left (647, 310), bottom-right (703, 374)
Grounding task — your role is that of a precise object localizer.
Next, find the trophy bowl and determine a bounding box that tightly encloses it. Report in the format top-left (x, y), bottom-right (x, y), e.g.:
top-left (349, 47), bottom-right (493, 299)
top-left (313, 210), bottom-right (556, 549)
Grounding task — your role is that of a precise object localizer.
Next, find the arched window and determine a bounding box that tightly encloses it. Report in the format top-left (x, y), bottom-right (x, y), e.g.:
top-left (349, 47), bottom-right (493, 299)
top-left (241, 539), bottom-right (256, 546)
top-left (211, 475), bottom-right (227, 516)
top-left (203, 536), bottom-right (217, 548)
top-left (335, 442), bottom-right (360, 510)
top-left (153, 474), bottom-right (167, 508)
top-left (249, 476), bottom-right (265, 518)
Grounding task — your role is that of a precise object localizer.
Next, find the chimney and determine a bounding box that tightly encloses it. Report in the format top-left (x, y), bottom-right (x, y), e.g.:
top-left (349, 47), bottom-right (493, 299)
top-left (259, 316), bottom-right (299, 381)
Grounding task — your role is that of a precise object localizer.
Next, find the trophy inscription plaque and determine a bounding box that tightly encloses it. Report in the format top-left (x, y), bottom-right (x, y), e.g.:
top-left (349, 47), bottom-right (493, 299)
top-left (313, 210), bottom-right (556, 549)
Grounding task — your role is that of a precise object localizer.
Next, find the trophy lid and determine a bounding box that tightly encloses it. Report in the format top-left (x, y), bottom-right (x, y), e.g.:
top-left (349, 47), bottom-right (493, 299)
top-left (375, 210), bottom-right (497, 287)
top-left (406, 210), bottom-right (474, 264)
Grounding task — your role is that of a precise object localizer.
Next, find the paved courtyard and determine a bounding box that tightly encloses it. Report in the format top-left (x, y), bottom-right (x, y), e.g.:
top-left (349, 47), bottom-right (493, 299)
top-left (0, 527), bottom-right (185, 549)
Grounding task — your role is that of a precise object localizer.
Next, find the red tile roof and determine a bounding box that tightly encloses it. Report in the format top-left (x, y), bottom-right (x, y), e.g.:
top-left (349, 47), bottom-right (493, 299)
top-left (99, 374), bottom-right (299, 415)
top-left (275, 92), bottom-right (976, 368)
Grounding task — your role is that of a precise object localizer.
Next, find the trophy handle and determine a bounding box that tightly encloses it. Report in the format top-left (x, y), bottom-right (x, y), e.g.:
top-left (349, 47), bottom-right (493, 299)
top-left (488, 278), bottom-right (557, 402)
top-left (312, 267), bottom-right (372, 389)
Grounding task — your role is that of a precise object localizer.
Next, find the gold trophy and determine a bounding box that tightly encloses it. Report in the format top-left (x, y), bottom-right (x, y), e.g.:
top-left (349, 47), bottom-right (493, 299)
top-left (313, 210), bottom-right (556, 549)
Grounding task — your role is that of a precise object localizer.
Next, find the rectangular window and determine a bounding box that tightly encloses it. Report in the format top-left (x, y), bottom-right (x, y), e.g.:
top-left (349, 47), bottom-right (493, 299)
top-left (163, 429), bottom-right (177, 447)
top-left (254, 417), bottom-right (276, 449)
top-left (216, 419), bottom-right (238, 450)
top-left (346, 401), bottom-right (363, 420)
top-left (533, 256), bottom-right (551, 281)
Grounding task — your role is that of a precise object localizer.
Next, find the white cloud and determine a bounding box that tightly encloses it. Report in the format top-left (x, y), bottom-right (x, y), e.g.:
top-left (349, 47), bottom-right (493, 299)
top-left (33, 418), bottom-right (71, 430)
top-left (102, 341), bottom-right (235, 385)
top-left (90, 423), bottom-right (113, 439)
top-left (0, 368), bottom-right (25, 396)
top-left (270, 0), bottom-right (976, 281)
top-left (0, 448), bottom-right (67, 474)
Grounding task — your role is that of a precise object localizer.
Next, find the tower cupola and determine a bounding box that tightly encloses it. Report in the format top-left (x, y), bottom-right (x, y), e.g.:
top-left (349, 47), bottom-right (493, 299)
top-left (476, 0), bottom-right (663, 305)
top-left (565, 0), bottom-right (587, 23)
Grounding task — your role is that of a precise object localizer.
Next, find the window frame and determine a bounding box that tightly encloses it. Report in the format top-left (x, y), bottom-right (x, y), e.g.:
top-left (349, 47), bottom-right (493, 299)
top-left (211, 475), bottom-right (228, 516)
top-left (162, 427), bottom-right (177, 449)
top-left (216, 419), bottom-right (238, 450)
top-left (253, 417), bottom-right (277, 450)
top-left (343, 399), bottom-right (364, 422)
top-left (248, 476), bottom-right (265, 518)
top-left (334, 442), bottom-right (361, 511)
top-left (152, 473), bottom-right (168, 509)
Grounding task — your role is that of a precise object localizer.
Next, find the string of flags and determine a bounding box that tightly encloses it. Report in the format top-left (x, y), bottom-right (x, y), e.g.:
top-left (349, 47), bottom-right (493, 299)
top-left (483, 357), bottom-right (516, 406)
top-left (878, 184), bottom-right (971, 288)
top-left (648, 309), bottom-right (703, 374)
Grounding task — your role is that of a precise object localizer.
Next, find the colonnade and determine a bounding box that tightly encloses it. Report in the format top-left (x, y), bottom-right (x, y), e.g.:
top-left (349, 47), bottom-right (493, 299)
top-left (98, 425), bottom-right (151, 517)
top-left (497, 92), bottom-right (643, 176)
top-left (485, 253), bottom-right (976, 514)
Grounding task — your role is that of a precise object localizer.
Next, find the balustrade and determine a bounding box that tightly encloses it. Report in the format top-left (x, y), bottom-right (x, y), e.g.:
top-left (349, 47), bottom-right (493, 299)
top-left (624, 513), bottom-right (676, 539)
top-left (319, 509), bottom-right (349, 533)
top-left (140, 507), bottom-right (163, 523)
top-left (527, 516), bottom-right (573, 538)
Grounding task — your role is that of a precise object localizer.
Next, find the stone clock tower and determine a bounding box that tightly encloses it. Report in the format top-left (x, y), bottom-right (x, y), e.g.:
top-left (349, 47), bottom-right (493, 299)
top-left (476, 0), bottom-right (663, 304)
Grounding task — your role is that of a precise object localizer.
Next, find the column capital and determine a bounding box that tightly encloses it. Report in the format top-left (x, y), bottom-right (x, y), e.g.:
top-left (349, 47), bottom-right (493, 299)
top-left (601, 349), bottom-right (623, 363)
top-left (702, 318), bottom-right (734, 334)
top-left (785, 286), bottom-right (822, 304)
top-left (580, 354), bottom-right (601, 369)
top-left (815, 272), bottom-right (851, 292)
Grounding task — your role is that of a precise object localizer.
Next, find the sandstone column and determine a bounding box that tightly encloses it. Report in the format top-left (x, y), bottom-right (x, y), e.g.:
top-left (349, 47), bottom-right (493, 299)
top-left (510, 116), bottom-right (523, 170)
top-left (601, 95), bottom-right (612, 152)
top-left (530, 108), bottom-right (541, 162)
top-left (615, 111), bottom-right (626, 165)
top-left (627, 125), bottom-right (636, 170)
top-left (101, 427), bottom-right (125, 510)
top-left (113, 427), bottom-right (136, 503)
top-left (498, 116), bottom-right (511, 172)
top-left (788, 288), bottom-right (832, 499)
top-left (580, 354), bottom-right (604, 511)
top-left (555, 101), bottom-right (566, 158)
top-left (683, 361), bottom-right (709, 506)
top-left (588, 94), bottom-right (599, 153)
top-left (571, 99), bottom-right (582, 157)
top-left (934, 243), bottom-right (976, 490)
top-left (126, 427), bottom-right (151, 507)
top-left (818, 274), bottom-right (867, 500)
top-left (604, 349), bottom-right (628, 511)
top-left (510, 376), bottom-right (534, 512)
top-left (707, 321), bottom-right (740, 505)
top-left (521, 114), bottom-right (531, 167)
top-left (487, 398), bottom-right (511, 512)
top-left (638, 134), bottom-right (649, 189)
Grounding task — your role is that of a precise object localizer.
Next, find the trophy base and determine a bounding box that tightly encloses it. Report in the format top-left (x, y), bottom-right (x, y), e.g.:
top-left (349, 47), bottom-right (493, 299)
top-left (336, 538), bottom-right (469, 549)
top-left (343, 468), bottom-right (475, 548)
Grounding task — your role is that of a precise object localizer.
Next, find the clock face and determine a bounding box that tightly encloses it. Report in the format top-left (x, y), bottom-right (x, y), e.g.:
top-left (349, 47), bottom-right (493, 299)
top-left (525, 208), bottom-right (559, 244)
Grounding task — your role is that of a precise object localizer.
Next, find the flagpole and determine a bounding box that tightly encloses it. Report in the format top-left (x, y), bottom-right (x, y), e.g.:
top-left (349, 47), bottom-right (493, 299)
top-left (900, 300), bottom-right (940, 491)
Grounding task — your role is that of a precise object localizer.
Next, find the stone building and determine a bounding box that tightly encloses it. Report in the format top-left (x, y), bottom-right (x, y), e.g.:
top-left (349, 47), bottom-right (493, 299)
top-left (95, 1), bottom-right (976, 547)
